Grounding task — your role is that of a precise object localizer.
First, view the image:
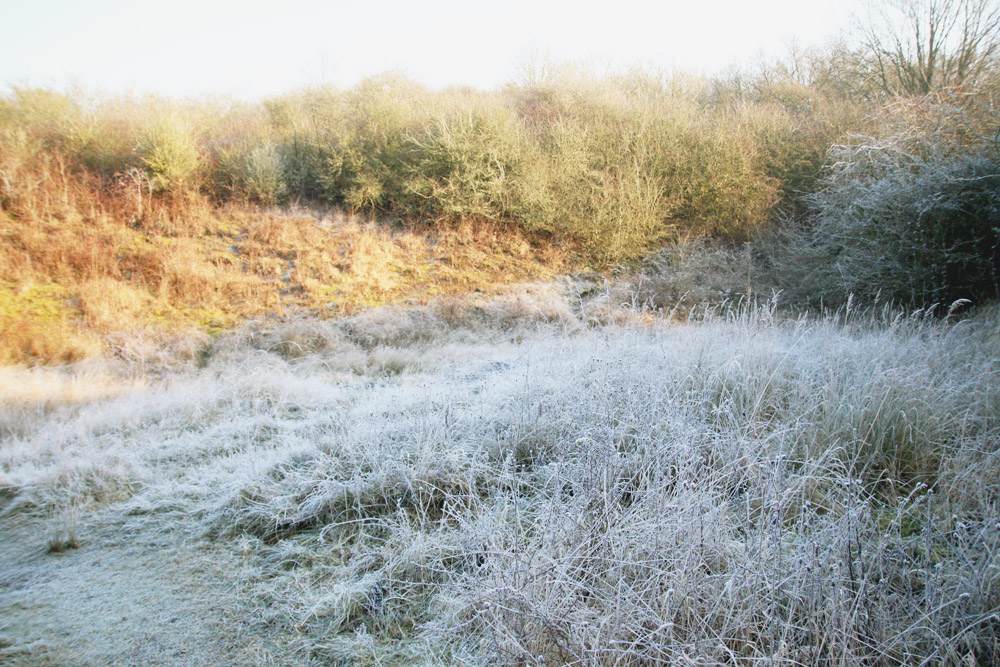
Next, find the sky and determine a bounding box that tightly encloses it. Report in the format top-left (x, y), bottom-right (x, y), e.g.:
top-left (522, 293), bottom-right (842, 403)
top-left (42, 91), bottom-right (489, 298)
top-left (0, 0), bottom-right (859, 99)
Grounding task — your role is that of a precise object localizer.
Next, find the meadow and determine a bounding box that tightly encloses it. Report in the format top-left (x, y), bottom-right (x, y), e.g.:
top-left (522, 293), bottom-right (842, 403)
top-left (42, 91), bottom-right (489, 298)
top-left (3, 15), bottom-right (1000, 664)
top-left (1, 289), bottom-right (999, 665)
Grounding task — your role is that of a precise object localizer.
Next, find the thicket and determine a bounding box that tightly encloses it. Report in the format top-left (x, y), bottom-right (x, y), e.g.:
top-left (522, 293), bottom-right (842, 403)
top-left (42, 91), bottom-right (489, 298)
top-left (3, 10), bottom-right (1000, 364)
top-left (0, 66), bottom-right (861, 263)
top-left (769, 98), bottom-right (1000, 306)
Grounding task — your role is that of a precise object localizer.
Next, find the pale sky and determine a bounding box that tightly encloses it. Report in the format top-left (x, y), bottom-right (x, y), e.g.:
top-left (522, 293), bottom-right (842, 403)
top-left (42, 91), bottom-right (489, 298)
top-left (1, 0), bottom-right (859, 98)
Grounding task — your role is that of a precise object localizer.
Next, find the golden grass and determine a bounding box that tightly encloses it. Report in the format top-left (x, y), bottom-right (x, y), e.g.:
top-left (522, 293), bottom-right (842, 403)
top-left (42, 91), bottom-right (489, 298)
top-left (0, 165), bottom-right (569, 364)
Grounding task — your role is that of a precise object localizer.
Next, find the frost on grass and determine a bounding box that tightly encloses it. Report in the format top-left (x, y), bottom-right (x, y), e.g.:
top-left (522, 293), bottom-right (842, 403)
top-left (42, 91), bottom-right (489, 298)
top-left (2, 300), bottom-right (999, 665)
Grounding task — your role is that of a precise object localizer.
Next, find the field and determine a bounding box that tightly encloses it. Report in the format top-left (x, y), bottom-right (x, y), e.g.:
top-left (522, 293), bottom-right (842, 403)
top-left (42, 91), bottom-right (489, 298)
top-left (4, 10), bottom-right (1000, 663)
top-left (2, 289), bottom-right (998, 665)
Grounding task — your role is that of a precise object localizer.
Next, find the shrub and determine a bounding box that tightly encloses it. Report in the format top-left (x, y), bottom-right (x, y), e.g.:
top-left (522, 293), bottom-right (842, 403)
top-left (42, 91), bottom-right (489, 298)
top-left (72, 96), bottom-right (146, 178)
top-left (261, 89), bottom-right (343, 202)
top-left (793, 105), bottom-right (1000, 306)
top-left (749, 87), bottom-right (868, 213)
top-left (138, 115), bottom-right (201, 193)
top-left (0, 87), bottom-right (81, 154)
top-left (213, 141), bottom-right (287, 205)
top-left (325, 74), bottom-right (430, 212)
top-left (401, 101), bottom-right (523, 222)
top-left (656, 110), bottom-right (779, 237)
top-left (705, 54), bottom-right (873, 216)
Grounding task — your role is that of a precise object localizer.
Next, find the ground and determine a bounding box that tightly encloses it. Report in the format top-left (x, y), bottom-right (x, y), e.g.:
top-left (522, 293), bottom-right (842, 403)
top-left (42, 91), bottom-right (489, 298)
top-left (1, 295), bottom-right (998, 665)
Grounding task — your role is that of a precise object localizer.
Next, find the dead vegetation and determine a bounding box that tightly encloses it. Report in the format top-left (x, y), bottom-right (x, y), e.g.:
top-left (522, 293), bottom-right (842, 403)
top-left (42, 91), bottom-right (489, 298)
top-left (0, 187), bottom-right (569, 365)
top-left (2, 294), bottom-right (998, 665)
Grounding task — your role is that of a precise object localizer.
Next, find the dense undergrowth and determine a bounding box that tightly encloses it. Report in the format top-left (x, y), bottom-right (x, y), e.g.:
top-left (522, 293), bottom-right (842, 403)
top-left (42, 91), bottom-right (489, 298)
top-left (1, 70), bottom-right (840, 247)
top-left (0, 61), bottom-right (861, 365)
top-left (1, 295), bottom-right (998, 664)
top-left (3, 54), bottom-right (1000, 364)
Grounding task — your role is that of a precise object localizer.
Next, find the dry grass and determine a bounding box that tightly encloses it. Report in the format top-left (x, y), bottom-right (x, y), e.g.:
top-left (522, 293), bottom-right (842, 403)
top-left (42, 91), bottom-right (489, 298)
top-left (1, 296), bottom-right (998, 665)
top-left (0, 187), bottom-right (569, 364)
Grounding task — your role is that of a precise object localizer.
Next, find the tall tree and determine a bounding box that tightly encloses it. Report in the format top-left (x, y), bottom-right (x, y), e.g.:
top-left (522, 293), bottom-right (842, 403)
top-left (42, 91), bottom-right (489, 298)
top-left (859, 0), bottom-right (1000, 95)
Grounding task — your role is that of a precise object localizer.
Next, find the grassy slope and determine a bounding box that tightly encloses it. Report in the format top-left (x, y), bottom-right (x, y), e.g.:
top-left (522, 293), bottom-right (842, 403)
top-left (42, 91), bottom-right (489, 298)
top-left (0, 71), bottom-right (867, 366)
top-left (1, 295), bottom-right (998, 665)
top-left (0, 200), bottom-right (569, 365)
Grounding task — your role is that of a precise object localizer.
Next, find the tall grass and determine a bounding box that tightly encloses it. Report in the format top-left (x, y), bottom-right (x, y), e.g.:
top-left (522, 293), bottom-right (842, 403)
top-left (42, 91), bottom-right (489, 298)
top-left (2, 298), bottom-right (997, 664)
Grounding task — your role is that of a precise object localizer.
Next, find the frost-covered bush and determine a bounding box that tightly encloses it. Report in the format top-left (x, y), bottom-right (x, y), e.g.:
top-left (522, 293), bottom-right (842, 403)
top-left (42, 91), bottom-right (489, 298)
top-left (800, 115), bottom-right (1000, 305)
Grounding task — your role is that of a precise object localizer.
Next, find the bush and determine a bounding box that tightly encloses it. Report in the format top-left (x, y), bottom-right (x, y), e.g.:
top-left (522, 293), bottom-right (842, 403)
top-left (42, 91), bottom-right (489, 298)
top-left (213, 141), bottom-right (287, 205)
top-left (138, 115), bottom-right (201, 193)
top-left (706, 53), bottom-right (873, 216)
top-left (324, 75), bottom-right (430, 212)
top-left (72, 97), bottom-right (146, 178)
top-left (498, 73), bottom-right (782, 260)
top-left (401, 100), bottom-right (523, 222)
top-left (792, 106), bottom-right (1000, 306)
top-left (0, 69), bottom-right (886, 269)
top-left (0, 88), bottom-right (81, 154)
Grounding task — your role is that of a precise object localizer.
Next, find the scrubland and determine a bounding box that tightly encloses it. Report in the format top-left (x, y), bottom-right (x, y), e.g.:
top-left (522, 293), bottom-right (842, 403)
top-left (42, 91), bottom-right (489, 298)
top-left (3, 60), bottom-right (999, 366)
top-left (0, 59), bottom-right (874, 365)
top-left (1, 289), bottom-right (998, 665)
top-left (3, 18), bottom-right (1000, 664)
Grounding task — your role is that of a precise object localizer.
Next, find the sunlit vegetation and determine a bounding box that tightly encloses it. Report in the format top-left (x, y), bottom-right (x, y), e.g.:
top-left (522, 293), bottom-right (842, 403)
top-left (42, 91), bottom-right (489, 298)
top-left (3, 34), bottom-right (999, 362)
top-left (2, 2), bottom-right (1000, 663)
top-left (0, 52), bottom-right (874, 362)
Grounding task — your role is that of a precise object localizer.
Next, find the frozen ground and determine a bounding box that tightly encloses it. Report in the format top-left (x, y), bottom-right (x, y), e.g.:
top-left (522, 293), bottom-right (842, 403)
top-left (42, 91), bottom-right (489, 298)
top-left (2, 298), bottom-right (998, 665)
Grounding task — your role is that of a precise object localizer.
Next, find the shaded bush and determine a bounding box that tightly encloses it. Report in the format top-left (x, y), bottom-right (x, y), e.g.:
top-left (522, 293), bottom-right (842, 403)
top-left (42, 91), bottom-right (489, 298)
top-left (787, 104), bottom-right (1000, 306)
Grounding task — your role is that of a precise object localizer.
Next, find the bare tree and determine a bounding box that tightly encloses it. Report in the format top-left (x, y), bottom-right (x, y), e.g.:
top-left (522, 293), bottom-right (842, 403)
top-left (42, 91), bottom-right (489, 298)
top-left (859, 0), bottom-right (1000, 95)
